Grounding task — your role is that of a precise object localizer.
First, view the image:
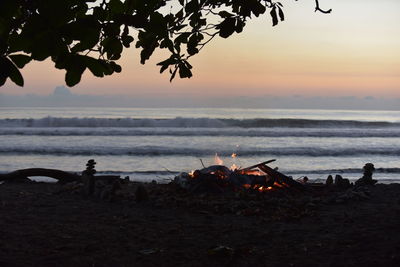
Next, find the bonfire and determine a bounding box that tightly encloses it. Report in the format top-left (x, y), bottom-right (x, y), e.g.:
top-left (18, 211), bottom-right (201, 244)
top-left (174, 154), bottom-right (305, 194)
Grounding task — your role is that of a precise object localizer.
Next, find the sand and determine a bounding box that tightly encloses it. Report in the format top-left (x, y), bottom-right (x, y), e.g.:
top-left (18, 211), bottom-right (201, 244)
top-left (0, 182), bottom-right (399, 267)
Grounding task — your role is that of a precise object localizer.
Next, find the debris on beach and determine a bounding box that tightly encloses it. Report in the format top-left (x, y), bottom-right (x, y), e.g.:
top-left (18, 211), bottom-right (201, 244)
top-left (0, 156), bottom-right (379, 211)
top-left (355, 163), bottom-right (377, 186)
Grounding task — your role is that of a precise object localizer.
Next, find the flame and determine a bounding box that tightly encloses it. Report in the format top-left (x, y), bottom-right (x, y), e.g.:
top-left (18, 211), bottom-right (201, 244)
top-left (256, 186), bottom-right (274, 192)
top-left (238, 169), bottom-right (265, 176)
top-left (230, 163), bottom-right (239, 171)
top-left (187, 157), bottom-right (292, 193)
top-left (214, 153), bottom-right (223, 165)
top-left (273, 181), bottom-right (289, 188)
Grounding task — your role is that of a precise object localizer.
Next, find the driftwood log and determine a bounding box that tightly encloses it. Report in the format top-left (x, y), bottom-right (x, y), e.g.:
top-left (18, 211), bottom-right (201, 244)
top-left (0, 168), bottom-right (122, 185)
top-left (0, 168), bottom-right (81, 184)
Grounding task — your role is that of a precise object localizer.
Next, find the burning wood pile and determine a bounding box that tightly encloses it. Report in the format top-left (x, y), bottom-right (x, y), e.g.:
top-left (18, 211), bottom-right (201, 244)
top-left (174, 158), bottom-right (305, 194)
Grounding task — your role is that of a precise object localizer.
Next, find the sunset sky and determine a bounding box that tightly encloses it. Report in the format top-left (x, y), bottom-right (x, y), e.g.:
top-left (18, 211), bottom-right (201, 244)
top-left (1, 0), bottom-right (399, 101)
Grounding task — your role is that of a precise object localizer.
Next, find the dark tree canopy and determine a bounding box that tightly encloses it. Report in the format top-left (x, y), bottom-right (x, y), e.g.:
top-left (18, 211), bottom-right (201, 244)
top-left (0, 0), bottom-right (330, 87)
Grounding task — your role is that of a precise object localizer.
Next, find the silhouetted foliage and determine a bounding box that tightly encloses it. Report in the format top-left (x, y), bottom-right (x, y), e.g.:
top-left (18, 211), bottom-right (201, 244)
top-left (0, 0), bottom-right (330, 87)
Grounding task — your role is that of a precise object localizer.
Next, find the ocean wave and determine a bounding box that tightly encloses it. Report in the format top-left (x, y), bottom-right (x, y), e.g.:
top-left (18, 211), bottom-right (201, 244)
top-left (1, 146), bottom-right (400, 157)
top-left (0, 117), bottom-right (399, 128)
top-left (285, 167), bottom-right (400, 174)
top-left (117, 168), bottom-right (400, 175)
top-left (0, 127), bottom-right (399, 138)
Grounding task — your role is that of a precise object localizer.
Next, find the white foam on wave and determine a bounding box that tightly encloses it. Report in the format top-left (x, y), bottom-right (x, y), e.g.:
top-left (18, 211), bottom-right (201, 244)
top-left (1, 145), bottom-right (399, 157)
top-left (1, 117), bottom-right (399, 128)
top-left (1, 127), bottom-right (400, 138)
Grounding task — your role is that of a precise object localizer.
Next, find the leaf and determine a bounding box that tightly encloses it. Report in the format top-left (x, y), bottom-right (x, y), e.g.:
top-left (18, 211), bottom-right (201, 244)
top-left (184, 60), bottom-right (192, 69)
top-left (8, 61), bottom-right (24, 86)
top-left (178, 62), bottom-right (192, 79)
top-left (100, 61), bottom-right (114, 75)
top-left (84, 56), bottom-right (106, 77)
top-left (140, 40), bottom-right (158, 64)
top-left (217, 17), bottom-right (236, 38)
top-left (29, 33), bottom-right (53, 61)
top-left (0, 73), bottom-right (7, 86)
top-left (219, 11), bottom-right (233, 18)
top-left (0, 57), bottom-right (10, 86)
top-left (277, 6), bottom-right (285, 21)
top-left (235, 19), bottom-right (245, 33)
top-left (157, 57), bottom-right (176, 73)
top-left (251, 2), bottom-right (266, 17)
top-left (109, 0), bottom-right (124, 14)
top-left (159, 64), bottom-right (168, 74)
top-left (121, 35), bottom-right (134, 48)
top-left (105, 38), bottom-right (123, 60)
top-left (185, 0), bottom-right (199, 13)
top-left (0, 56), bottom-right (24, 86)
top-left (169, 67), bottom-right (177, 82)
top-left (149, 12), bottom-right (167, 35)
top-left (174, 32), bottom-right (190, 45)
top-left (65, 57), bottom-right (86, 87)
top-left (187, 46), bottom-right (198, 56)
top-left (123, 14), bottom-right (148, 28)
top-left (270, 7), bottom-right (278, 26)
top-left (109, 62), bottom-right (122, 73)
top-left (93, 6), bottom-right (107, 20)
top-left (66, 70), bottom-right (81, 86)
top-left (187, 34), bottom-right (201, 55)
top-left (9, 54), bottom-right (31, 68)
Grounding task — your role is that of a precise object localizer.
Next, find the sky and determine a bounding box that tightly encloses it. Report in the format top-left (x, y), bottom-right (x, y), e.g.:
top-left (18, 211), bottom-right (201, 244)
top-left (1, 0), bottom-right (400, 108)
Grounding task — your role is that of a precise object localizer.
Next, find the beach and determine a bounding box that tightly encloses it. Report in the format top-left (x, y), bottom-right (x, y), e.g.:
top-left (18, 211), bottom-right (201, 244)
top-left (1, 107), bottom-right (399, 266)
top-left (0, 181), bottom-right (399, 267)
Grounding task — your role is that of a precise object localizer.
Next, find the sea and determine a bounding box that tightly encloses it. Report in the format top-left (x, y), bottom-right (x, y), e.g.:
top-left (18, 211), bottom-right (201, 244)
top-left (0, 107), bottom-right (399, 184)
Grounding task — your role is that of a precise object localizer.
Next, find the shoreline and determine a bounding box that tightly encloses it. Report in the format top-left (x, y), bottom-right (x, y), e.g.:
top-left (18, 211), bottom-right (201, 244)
top-left (1, 173), bottom-right (398, 185)
top-left (1, 182), bottom-right (399, 267)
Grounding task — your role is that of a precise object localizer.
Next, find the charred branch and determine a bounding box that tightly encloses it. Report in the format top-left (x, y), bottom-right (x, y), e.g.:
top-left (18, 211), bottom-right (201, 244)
top-left (241, 159), bottom-right (276, 172)
top-left (256, 164), bottom-right (305, 190)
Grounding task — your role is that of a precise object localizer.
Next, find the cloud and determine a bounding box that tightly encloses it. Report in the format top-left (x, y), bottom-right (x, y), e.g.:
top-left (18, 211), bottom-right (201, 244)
top-left (53, 86), bottom-right (73, 97)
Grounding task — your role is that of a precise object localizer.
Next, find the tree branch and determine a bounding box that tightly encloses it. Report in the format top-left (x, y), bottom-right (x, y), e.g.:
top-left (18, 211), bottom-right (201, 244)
top-left (314, 0), bottom-right (332, 14)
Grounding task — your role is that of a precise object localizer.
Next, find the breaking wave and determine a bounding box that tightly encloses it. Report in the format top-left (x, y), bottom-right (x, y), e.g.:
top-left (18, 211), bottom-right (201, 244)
top-left (284, 167), bottom-right (400, 175)
top-left (1, 127), bottom-right (399, 138)
top-left (1, 146), bottom-right (400, 157)
top-left (1, 117), bottom-right (399, 128)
